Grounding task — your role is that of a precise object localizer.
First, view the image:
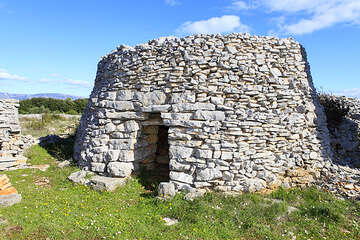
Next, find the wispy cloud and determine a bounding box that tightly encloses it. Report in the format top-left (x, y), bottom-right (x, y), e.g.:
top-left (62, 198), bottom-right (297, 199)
top-left (176, 15), bottom-right (250, 35)
top-left (229, 0), bottom-right (360, 35)
top-left (335, 88), bottom-right (360, 98)
top-left (227, 0), bottom-right (255, 10)
top-left (64, 79), bottom-right (92, 87)
top-left (0, 69), bottom-right (27, 81)
top-left (164, 0), bottom-right (179, 6)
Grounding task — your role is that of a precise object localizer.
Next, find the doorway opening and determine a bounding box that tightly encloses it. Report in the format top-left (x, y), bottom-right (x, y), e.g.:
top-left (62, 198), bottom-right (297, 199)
top-left (137, 113), bottom-right (170, 190)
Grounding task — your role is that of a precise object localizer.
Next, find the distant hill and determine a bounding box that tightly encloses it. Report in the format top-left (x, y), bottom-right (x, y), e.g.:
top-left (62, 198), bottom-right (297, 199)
top-left (0, 92), bottom-right (83, 100)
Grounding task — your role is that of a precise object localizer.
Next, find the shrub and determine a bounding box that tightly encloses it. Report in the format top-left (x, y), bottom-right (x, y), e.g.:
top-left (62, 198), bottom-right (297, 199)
top-left (19, 97), bottom-right (88, 114)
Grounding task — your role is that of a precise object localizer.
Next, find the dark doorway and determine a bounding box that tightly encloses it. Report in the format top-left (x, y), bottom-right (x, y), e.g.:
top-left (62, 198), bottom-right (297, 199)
top-left (137, 114), bottom-right (170, 191)
top-left (154, 125), bottom-right (170, 178)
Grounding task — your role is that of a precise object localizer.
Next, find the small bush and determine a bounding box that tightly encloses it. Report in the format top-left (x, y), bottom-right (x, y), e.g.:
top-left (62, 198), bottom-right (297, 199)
top-left (318, 93), bottom-right (349, 128)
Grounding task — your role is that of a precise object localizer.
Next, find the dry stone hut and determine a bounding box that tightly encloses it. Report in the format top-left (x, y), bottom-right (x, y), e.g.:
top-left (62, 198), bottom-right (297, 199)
top-left (74, 33), bottom-right (334, 193)
top-left (0, 99), bottom-right (28, 170)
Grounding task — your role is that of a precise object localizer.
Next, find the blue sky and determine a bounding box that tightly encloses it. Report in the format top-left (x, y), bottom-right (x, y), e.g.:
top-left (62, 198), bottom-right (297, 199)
top-left (0, 0), bottom-right (359, 98)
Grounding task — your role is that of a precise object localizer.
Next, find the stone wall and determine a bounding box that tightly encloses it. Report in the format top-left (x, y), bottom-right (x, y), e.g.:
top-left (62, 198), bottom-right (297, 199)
top-left (325, 95), bottom-right (360, 167)
top-left (74, 33), bottom-right (334, 193)
top-left (0, 99), bottom-right (29, 170)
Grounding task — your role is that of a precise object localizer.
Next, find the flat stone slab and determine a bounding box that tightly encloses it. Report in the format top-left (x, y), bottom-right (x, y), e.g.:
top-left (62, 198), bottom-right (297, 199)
top-left (162, 217), bottom-right (179, 226)
top-left (0, 194), bottom-right (22, 207)
top-left (68, 170), bottom-right (90, 185)
top-left (90, 175), bottom-right (127, 192)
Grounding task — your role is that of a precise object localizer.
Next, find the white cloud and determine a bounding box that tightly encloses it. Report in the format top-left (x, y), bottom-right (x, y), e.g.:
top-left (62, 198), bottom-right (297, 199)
top-left (281, 1), bottom-right (360, 35)
top-left (228, 1), bottom-right (250, 10)
top-left (64, 79), bottom-right (92, 88)
top-left (0, 69), bottom-right (27, 81)
top-left (50, 73), bottom-right (59, 77)
top-left (164, 0), bottom-right (179, 6)
top-left (230, 0), bottom-right (360, 35)
top-left (335, 88), bottom-right (360, 98)
top-left (176, 15), bottom-right (250, 35)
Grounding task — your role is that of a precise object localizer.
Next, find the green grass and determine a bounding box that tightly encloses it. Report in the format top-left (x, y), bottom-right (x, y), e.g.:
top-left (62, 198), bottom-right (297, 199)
top-left (0, 145), bottom-right (359, 239)
top-left (19, 114), bottom-right (79, 137)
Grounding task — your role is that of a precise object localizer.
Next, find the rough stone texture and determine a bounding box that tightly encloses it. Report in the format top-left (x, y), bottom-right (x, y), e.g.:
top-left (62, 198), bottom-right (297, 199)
top-left (315, 95), bottom-right (360, 199)
top-left (0, 174), bottom-right (21, 207)
top-left (0, 194), bottom-right (22, 207)
top-left (74, 33), bottom-right (334, 194)
top-left (158, 182), bottom-right (176, 199)
top-left (90, 175), bottom-right (127, 191)
top-left (68, 170), bottom-right (127, 192)
top-left (68, 170), bottom-right (90, 185)
top-left (0, 99), bottom-right (35, 170)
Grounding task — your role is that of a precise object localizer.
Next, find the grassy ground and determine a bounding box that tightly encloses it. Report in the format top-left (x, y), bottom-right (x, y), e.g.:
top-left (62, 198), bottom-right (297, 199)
top-left (1, 143), bottom-right (359, 240)
top-left (1, 115), bottom-right (359, 239)
top-left (19, 114), bottom-right (79, 137)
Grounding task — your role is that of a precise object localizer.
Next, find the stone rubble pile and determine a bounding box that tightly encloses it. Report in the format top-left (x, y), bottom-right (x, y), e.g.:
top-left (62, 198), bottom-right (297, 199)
top-left (315, 95), bottom-right (360, 199)
top-left (75, 33), bottom-right (337, 195)
top-left (0, 174), bottom-right (21, 207)
top-left (0, 99), bottom-right (35, 170)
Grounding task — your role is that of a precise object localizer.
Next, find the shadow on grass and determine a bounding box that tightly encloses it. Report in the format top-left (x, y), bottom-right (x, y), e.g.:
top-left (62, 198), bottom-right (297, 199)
top-left (137, 167), bottom-right (170, 198)
top-left (39, 134), bottom-right (76, 163)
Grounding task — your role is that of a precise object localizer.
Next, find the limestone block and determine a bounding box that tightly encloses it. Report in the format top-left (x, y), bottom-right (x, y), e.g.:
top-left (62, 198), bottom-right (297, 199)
top-left (107, 162), bottom-right (134, 177)
top-left (170, 92), bottom-right (196, 104)
top-left (90, 175), bottom-right (127, 192)
top-left (169, 160), bottom-right (191, 171)
top-left (196, 168), bottom-right (222, 181)
top-left (158, 182), bottom-right (176, 199)
top-left (90, 163), bottom-right (106, 173)
top-left (68, 170), bottom-right (90, 185)
top-left (194, 149), bottom-right (213, 159)
top-left (106, 112), bottom-right (146, 120)
top-left (0, 194), bottom-right (22, 207)
top-left (193, 110), bottom-right (225, 121)
top-left (170, 171), bottom-right (194, 184)
top-left (169, 146), bottom-right (193, 159)
top-left (112, 101), bottom-right (134, 111)
top-left (172, 103), bottom-right (215, 112)
top-left (116, 90), bottom-right (136, 101)
top-left (108, 139), bottom-right (136, 150)
top-left (136, 91), bottom-right (167, 106)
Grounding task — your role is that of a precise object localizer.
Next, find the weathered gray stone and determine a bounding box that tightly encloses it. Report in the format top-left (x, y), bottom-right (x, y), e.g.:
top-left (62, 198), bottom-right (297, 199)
top-left (0, 99), bottom-right (35, 170)
top-left (137, 91), bottom-right (167, 106)
top-left (73, 33), bottom-right (355, 198)
top-left (68, 170), bottom-right (90, 185)
top-left (158, 182), bottom-right (176, 199)
top-left (169, 146), bottom-right (193, 159)
top-left (184, 189), bottom-right (206, 201)
top-left (170, 172), bottom-right (194, 184)
top-left (193, 110), bottom-right (225, 121)
top-left (58, 160), bottom-right (71, 169)
top-left (90, 175), bottom-right (127, 192)
top-left (0, 194), bottom-right (22, 207)
top-left (196, 168), bottom-right (222, 181)
top-left (107, 162), bottom-right (134, 177)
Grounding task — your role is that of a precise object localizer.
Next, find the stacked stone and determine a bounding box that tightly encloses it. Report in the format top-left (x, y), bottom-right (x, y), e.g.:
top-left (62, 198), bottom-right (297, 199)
top-left (0, 175), bottom-right (17, 195)
top-left (0, 174), bottom-right (21, 207)
top-left (0, 99), bottom-right (28, 170)
top-left (74, 33), bottom-right (334, 193)
top-left (320, 95), bottom-right (360, 167)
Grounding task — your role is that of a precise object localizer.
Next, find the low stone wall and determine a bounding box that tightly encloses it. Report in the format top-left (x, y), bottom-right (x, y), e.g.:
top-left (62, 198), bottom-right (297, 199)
top-left (326, 95), bottom-right (360, 167)
top-left (0, 99), bottom-right (34, 170)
